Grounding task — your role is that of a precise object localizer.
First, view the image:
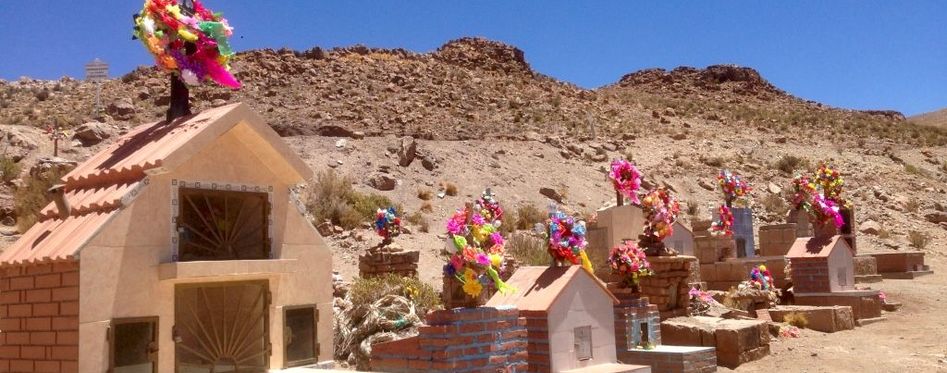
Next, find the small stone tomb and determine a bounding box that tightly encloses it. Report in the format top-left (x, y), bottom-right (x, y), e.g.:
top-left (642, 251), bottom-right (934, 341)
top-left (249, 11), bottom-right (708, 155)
top-left (766, 305), bottom-right (854, 333)
top-left (868, 251), bottom-right (933, 279)
top-left (587, 205), bottom-right (647, 274)
top-left (358, 242), bottom-right (420, 279)
top-left (487, 266), bottom-right (650, 373)
top-left (660, 316), bottom-right (770, 369)
top-left (662, 221), bottom-right (695, 256)
top-left (787, 235), bottom-right (883, 321)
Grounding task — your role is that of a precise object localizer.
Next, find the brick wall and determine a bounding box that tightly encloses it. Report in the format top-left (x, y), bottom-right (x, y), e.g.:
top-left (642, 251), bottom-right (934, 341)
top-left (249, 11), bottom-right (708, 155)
top-left (608, 290), bottom-right (660, 353)
top-left (869, 252), bottom-right (926, 273)
top-left (370, 307), bottom-right (528, 373)
top-left (699, 257), bottom-right (787, 291)
top-left (852, 256), bottom-right (877, 276)
top-left (789, 259), bottom-right (831, 293)
top-left (693, 236), bottom-right (736, 265)
top-left (758, 224), bottom-right (796, 257)
top-left (0, 261), bottom-right (79, 373)
top-left (634, 257), bottom-right (697, 319)
top-left (358, 245), bottom-right (419, 279)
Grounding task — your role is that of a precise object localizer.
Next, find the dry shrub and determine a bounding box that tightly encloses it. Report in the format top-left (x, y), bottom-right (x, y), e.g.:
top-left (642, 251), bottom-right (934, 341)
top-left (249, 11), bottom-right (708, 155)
top-left (14, 168), bottom-right (67, 232)
top-left (685, 201), bottom-right (700, 217)
top-left (349, 274), bottom-right (441, 317)
top-left (700, 155), bottom-right (727, 168)
top-left (783, 312), bottom-right (809, 329)
top-left (442, 182), bottom-right (459, 196)
top-left (904, 164), bottom-right (931, 178)
top-left (908, 230), bottom-right (931, 249)
top-left (306, 169), bottom-right (397, 230)
top-left (0, 156), bottom-right (20, 183)
top-left (506, 233), bottom-right (549, 266)
top-left (420, 201), bottom-right (433, 213)
top-left (903, 199), bottom-right (920, 213)
top-left (417, 189), bottom-right (433, 201)
top-left (514, 204), bottom-right (546, 230)
top-left (406, 211), bottom-right (430, 233)
top-left (761, 193), bottom-right (789, 216)
top-left (773, 155), bottom-right (809, 175)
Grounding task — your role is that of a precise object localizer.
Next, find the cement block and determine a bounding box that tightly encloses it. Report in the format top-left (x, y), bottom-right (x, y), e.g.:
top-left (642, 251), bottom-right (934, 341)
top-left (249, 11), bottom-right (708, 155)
top-left (767, 305), bottom-right (855, 333)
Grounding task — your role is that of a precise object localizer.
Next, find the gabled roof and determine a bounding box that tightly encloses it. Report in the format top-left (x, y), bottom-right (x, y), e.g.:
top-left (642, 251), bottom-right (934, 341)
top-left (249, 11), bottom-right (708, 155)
top-left (486, 266), bottom-right (619, 312)
top-left (0, 103), bottom-right (311, 266)
top-left (786, 235), bottom-right (851, 259)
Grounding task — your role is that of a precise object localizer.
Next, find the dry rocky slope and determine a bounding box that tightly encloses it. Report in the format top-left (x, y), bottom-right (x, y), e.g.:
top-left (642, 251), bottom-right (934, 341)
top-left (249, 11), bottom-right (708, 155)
top-left (1, 37), bottom-right (947, 371)
top-left (911, 107), bottom-right (947, 129)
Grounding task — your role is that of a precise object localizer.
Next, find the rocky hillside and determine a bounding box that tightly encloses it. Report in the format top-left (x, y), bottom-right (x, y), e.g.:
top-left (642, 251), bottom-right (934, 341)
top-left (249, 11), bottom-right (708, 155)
top-left (910, 108), bottom-right (947, 129)
top-left (0, 37), bottom-right (945, 258)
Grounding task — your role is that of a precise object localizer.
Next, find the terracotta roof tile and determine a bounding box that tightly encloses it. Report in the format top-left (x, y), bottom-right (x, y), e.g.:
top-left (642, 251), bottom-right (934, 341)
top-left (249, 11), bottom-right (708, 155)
top-left (1, 103), bottom-right (310, 267)
top-left (486, 266), bottom-right (618, 311)
top-left (786, 235), bottom-right (850, 259)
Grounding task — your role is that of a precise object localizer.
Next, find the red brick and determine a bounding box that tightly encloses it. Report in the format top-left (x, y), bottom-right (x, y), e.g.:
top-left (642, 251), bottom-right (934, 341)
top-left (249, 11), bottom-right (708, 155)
top-left (26, 264), bottom-right (52, 275)
top-left (0, 318), bottom-right (21, 331)
top-left (34, 360), bottom-right (59, 373)
top-left (50, 287), bottom-right (78, 302)
top-left (0, 345), bottom-right (18, 359)
top-left (50, 345), bottom-right (77, 360)
top-left (25, 289), bottom-right (51, 303)
top-left (51, 316), bottom-right (77, 331)
top-left (32, 303), bottom-right (58, 317)
top-left (58, 302), bottom-right (78, 316)
top-left (60, 360), bottom-right (78, 373)
top-left (7, 304), bottom-right (30, 318)
top-left (30, 331), bottom-right (56, 345)
top-left (8, 277), bottom-right (33, 291)
top-left (10, 359), bottom-right (32, 372)
top-left (20, 345), bottom-right (45, 359)
top-left (1, 267), bottom-right (22, 277)
top-left (52, 262), bottom-right (78, 273)
top-left (4, 332), bottom-right (28, 345)
top-left (25, 317), bottom-right (51, 331)
top-left (56, 331), bottom-right (78, 345)
top-left (407, 360), bottom-right (431, 369)
top-left (60, 272), bottom-right (78, 287)
top-left (34, 274), bottom-right (61, 289)
top-left (0, 291), bottom-right (20, 305)
top-left (0, 305), bottom-right (6, 318)
top-left (0, 359), bottom-right (8, 372)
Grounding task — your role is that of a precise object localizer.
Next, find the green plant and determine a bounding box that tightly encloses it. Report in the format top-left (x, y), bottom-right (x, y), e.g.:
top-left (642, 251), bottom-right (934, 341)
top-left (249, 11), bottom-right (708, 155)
top-left (773, 155), bottom-right (809, 175)
top-left (783, 312), bottom-right (809, 329)
top-left (0, 156), bottom-right (20, 183)
top-left (904, 164), bottom-right (931, 178)
top-left (306, 170), bottom-right (398, 230)
top-left (14, 168), bottom-right (67, 232)
top-left (908, 230), bottom-right (931, 249)
top-left (506, 233), bottom-right (549, 266)
top-left (349, 274), bottom-right (441, 317)
top-left (514, 203), bottom-right (546, 230)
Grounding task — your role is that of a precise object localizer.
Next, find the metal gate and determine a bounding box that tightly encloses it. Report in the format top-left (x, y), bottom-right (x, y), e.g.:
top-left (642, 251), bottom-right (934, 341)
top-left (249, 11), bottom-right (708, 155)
top-left (174, 281), bottom-right (270, 373)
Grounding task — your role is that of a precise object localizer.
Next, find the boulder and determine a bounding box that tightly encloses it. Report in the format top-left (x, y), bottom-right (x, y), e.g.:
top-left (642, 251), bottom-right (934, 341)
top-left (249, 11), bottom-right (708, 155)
top-left (106, 98), bottom-right (136, 120)
top-left (397, 136), bottom-right (417, 167)
top-left (72, 122), bottom-right (115, 146)
top-left (859, 220), bottom-right (881, 235)
top-left (539, 187), bottom-right (563, 203)
top-left (368, 174), bottom-right (397, 191)
top-left (925, 212), bottom-right (947, 224)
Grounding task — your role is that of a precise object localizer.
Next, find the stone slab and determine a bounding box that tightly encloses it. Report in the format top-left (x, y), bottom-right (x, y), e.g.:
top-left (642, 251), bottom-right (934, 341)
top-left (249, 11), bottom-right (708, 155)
top-left (766, 305), bottom-right (854, 333)
top-left (793, 290), bottom-right (882, 320)
top-left (855, 316), bottom-right (887, 327)
top-left (618, 345), bottom-right (717, 373)
top-left (660, 316), bottom-right (769, 369)
top-left (854, 274), bottom-right (883, 283)
top-left (880, 270), bottom-right (933, 279)
top-left (563, 363), bottom-right (653, 373)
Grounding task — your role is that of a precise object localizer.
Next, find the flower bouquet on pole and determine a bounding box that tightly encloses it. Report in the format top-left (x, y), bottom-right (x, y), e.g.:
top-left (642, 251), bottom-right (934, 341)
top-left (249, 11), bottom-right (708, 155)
top-left (608, 159), bottom-right (642, 206)
top-left (637, 188), bottom-right (681, 256)
top-left (373, 207), bottom-right (401, 246)
top-left (542, 206), bottom-right (593, 272)
top-left (442, 190), bottom-right (514, 307)
top-left (788, 162), bottom-right (849, 238)
top-left (709, 169), bottom-right (750, 236)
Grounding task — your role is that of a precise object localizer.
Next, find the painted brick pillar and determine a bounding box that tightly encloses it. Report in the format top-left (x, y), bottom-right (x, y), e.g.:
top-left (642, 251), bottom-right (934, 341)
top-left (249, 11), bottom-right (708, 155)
top-left (370, 307), bottom-right (528, 373)
top-left (0, 261), bottom-right (80, 373)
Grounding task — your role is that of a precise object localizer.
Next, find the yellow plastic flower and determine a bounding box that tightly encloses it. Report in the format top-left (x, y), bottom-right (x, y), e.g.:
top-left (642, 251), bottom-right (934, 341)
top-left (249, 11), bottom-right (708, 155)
top-left (462, 268), bottom-right (483, 297)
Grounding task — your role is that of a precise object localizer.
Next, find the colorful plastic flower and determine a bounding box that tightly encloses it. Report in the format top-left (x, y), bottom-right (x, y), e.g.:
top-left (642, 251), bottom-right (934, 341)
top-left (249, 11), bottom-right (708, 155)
top-left (709, 204), bottom-right (734, 236)
top-left (640, 188), bottom-right (680, 241)
top-left (373, 207), bottom-right (401, 241)
top-left (608, 159), bottom-right (642, 204)
top-left (444, 190), bottom-right (514, 300)
top-left (717, 169), bottom-right (751, 206)
top-left (607, 241), bottom-right (652, 287)
top-left (544, 208), bottom-right (593, 272)
top-left (132, 0), bottom-right (241, 88)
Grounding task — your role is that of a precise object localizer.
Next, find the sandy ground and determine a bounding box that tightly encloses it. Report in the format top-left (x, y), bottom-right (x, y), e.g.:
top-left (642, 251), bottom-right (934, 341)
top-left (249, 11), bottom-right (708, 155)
top-left (728, 255), bottom-right (947, 373)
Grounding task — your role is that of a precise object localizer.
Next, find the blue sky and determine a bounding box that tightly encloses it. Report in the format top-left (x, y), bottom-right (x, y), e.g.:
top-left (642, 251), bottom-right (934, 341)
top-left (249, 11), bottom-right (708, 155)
top-left (1, 1), bottom-right (943, 115)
